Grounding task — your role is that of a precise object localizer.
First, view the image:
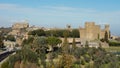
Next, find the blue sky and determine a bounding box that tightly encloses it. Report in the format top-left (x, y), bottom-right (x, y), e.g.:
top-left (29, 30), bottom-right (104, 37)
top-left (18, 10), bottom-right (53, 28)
top-left (0, 0), bottom-right (120, 36)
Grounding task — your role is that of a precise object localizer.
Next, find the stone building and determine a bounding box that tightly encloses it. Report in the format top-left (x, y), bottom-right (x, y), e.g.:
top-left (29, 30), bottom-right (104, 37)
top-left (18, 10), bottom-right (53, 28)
top-left (8, 21), bottom-right (29, 46)
top-left (9, 22), bottom-right (29, 36)
top-left (79, 22), bottom-right (110, 41)
top-left (12, 23), bottom-right (29, 30)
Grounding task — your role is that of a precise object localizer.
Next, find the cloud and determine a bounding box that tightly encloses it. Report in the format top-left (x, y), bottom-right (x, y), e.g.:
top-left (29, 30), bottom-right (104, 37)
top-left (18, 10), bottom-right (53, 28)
top-left (0, 3), bottom-right (97, 16)
top-left (0, 3), bottom-right (120, 17)
top-left (0, 3), bottom-right (120, 35)
top-left (0, 3), bottom-right (120, 23)
top-left (0, 3), bottom-right (17, 9)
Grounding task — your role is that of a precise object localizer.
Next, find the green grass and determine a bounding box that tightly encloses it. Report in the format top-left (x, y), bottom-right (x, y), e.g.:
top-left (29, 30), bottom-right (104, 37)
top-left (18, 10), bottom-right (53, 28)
top-left (105, 46), bottom-right (120, 52)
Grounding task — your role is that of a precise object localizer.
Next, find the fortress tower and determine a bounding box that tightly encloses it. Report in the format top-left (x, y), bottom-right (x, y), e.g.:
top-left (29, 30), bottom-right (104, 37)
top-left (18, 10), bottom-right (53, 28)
top-left (79, 22), bottom-right (110, 41)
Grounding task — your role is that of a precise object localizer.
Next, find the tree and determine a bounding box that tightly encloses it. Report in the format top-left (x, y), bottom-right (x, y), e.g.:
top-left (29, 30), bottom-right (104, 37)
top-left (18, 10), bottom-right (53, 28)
top-left (72, 38), bottom-right (76, 49)
top-left (28, 29), bottom-right (45, 36)
top-left (6, 35), bottom-right (16, 41)
top-left (47, 36), bottom-right (62, 51)
top-left (98, 34), bottom-right (100, 40)
top-left (28, 30), bottom-right (36, 36)
top-left (62, 31), bottom-right (69, 54)
top-left (85, 41), bottom-right (89, 48)
top-left (22, 36), bottom-right (34, 45)
top-left (21, 44), bottom-right (38, 63)
top-left (32, 36), bottom-right (47, 51)
top-left (109, 31), bottom-right (111, 38)
top-left (33, 36), bottom-right (48, 68)
top-left (36, 29), bottom-right (45, 36)
top-left (71, 38), bottom-right (76, 55)
top-left (104, 31), bottom-right (108, 42)
top-left (71, 29), bottom-right (80, 38)
top-left (0, 36), bottom-right (4, 48)
top-left (59, 54), bottom-right (73, 68)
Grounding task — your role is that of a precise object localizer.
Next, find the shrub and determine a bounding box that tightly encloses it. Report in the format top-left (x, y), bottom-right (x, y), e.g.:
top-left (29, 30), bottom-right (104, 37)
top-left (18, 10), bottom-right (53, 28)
top-left (1, 60), bottom-right (9, 68)
top-left (108, 41), bottom-right (120, 46)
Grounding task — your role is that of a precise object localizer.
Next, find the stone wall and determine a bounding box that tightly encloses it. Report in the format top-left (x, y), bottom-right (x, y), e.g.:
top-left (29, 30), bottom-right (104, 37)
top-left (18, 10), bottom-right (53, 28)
top-left (80, 22), bottom-right (110, 41)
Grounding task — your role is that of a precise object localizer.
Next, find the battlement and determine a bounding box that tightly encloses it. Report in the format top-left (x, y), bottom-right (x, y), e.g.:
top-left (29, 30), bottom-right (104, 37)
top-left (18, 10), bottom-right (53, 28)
top-left (80, 22), bottom-right (110, 41)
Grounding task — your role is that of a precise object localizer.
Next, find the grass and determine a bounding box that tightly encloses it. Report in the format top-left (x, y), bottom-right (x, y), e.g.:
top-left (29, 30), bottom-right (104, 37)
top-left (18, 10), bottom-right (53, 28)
top-left (105, 46), bottom-right (120, 52)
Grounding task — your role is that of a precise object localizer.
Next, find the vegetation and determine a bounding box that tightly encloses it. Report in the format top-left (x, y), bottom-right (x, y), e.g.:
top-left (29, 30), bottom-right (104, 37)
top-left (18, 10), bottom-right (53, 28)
top-left (105, 46), bottom-right (120, 52)
top-left (104, 31), bottom-right (109, 42)
top-left (28, 29), bottom-right (46, 36)
top-left (6, 35), bottom-right (16, 41)
top-left (28, 29), bottom-right (80, 38)
top-left (100, 31), bottom-right (110, 43)
top-left (71, 29), bottom-right (80, 38)
top-left (47, 36), bottom-right (62, 51)
top-left (108, 41), bottom-right (120, 46)
top-left (0, 27), bottom-right (12, 35)
top-left (0, 35), bottom-right (4, 48)
top-left (1, 29), bottom-right (120, 68)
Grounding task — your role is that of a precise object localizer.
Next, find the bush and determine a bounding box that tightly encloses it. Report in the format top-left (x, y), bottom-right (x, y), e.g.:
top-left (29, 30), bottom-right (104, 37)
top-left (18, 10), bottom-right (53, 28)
top-left (1, 60), bottom-right (9, 68)
top-left (100, 38), bottom-right (105, 42)
top-left (45, 29), bottom-right (80, 38)
top-left (108, 41), bottom-right (120, 46)
top-left (28, 29), bottom-right (45, 36)
top-left (6, 35), bottom-right (16, 41)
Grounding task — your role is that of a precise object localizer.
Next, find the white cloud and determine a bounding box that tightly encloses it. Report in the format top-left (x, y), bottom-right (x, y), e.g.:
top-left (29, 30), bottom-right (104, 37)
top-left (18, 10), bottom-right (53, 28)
top-left (0, 3), bottom-right (120, 35)
top-left (0, 3), bottom-right (97, 16)
top-left (0, 3), bottom-right (17, 9)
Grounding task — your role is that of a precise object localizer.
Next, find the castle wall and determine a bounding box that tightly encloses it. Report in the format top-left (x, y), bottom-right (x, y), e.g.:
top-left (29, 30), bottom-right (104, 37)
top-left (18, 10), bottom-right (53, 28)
top-left (80, 22), bottom-right (110, 41)
top-left (85, 22), bottom-right (95, 40)
top-left (79, 28), bottom-right (86, 40)
top-left (100, 30), bottom-right (105, 39)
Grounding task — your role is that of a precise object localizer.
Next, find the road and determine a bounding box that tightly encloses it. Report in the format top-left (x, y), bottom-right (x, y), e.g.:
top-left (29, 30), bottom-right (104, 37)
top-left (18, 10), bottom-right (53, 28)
top-left (0, 51), bottom-right (14, 62)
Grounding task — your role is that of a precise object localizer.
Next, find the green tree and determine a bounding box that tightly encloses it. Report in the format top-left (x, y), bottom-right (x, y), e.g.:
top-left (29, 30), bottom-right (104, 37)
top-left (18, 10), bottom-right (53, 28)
top-left (47, 36), bottom-right (62, 51)
top-left (0, 36), bottom-right (4, 48)
top-left (85, 41), bottom-right (89, 48)
top-left (22, 36), bottom-right (34, 45)
top-left (71, 29), bottom-right (80, 38)
top-left (21, 44), bottom-right (38, 63)
top-left (72, 38), bottom-right (76, 49)
top-left (28, 30), bottom-right (36, 35)
top-left (71, 38), bottom-right (76, 55)
top-left (98, 33), bottom-right (100, 40)
top-left (109, 31), bottom-right (111, 38)
top-left (6, 35), bottom-right (16, 41)
top-left (59, 54), bottom-right (73, 68)
top-left (62, 31), bottom-right (69, 54)
top-left (28, 29), bottom-right (45, 36)
top-left (104, 31), bottom-right (108, 42)
top-left (33, 36), bottom-right (48, 68)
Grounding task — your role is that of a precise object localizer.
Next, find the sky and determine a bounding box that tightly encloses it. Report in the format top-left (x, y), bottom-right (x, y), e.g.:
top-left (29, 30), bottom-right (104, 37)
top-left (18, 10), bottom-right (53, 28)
top-left (0, 0), bottom-right (120, 36)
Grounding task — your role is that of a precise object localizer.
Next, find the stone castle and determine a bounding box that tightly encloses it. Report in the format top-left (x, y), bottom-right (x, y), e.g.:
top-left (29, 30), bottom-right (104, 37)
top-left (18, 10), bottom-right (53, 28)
top-left (9, 22), bottom-right (29, 35)
top-left (79, 22), bottom-right (110, 41)
top-left (7, 21), bottom-right (110, 47)
top-left (12, 22), bottom-right (29, 30)
top-left (8, 22), bottom-right (29, 46)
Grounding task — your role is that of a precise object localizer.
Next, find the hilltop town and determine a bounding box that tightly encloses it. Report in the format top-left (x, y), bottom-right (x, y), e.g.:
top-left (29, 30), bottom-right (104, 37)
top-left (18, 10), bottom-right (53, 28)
top-left (0, 21), bottom-right (120, 68)
top-left (0, 21), bottom-right (112, 50)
